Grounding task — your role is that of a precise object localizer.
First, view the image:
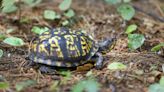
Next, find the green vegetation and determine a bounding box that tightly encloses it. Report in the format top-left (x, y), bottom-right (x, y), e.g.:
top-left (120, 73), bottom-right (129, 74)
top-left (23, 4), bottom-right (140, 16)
top-left (0, 34), bottom-right (6, 40)
top-left (125, 24), bottom-right (137, 34)
top-left (105, 0), bottom-right (122, 4)
top-left (43, 10), bottom-right (57, 20)
top-left (59, 71), bottom-right (72, 84)
top-left (125, 24), bottom-right (145, 50)
top-left (0, 49), bottom-right (3, 58)
top-left (15, 80), bottom-right (36, 92)
top-left (0, 82), bottom-right (9, 90)
top-left (42, 0), bottom-right (75, 26)
top-left (105, 0), bottom-right (135, 20)
top-left (148, 76), bottom-right (164, 92)
top-left (64, 9), bottom-right (75, 18)
top-left (1, 0), bottom-right (17, 13)
top-left (31, 26), bottom-right (49, 35)
top-left (3, 37), bottom-right (25, 46)
top-left (105, 0), bottom-right (145, 50)
top-left (107, 62), bottom-right (127, 70)
top-left (0, 0), bottom-right (163, 91)
top-left (151, 43), bottom-right (164, 52)
top-left (117, 4), bottom-right (135, 20)
top-left (22, 0), bottom-right (42, 7)
top-left (72, 78), bottom-right (100, 92)
top-left (1, 0), bottom-right (42, 13)
top-left (49, 81), bottom-right (60, 92)
top-left (0, 0), bottom-right (76, 50)
top-left (128, 34), bottom-right (145, 50)
top-left (59, 0), bottom-right (72, 11)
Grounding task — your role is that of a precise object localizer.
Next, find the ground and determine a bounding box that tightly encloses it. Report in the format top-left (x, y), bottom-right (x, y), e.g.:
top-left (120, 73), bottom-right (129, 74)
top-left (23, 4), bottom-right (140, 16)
top-left (0, 0), bottom-right (164, 92)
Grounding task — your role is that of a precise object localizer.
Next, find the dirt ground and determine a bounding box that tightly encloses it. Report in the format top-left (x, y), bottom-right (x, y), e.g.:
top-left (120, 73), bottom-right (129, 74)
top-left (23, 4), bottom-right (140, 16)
top-left (0, 0), bottom-right (164, 92)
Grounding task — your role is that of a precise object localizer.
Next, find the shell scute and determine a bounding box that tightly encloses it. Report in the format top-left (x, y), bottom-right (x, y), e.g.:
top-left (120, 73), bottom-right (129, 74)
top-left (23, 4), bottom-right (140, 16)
top-left (29, 28), bottom-right (98, 67)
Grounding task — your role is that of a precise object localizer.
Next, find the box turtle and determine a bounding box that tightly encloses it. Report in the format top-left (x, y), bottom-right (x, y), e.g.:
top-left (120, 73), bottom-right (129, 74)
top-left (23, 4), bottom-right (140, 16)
top-left (27, 27), bottom-right (115, 73)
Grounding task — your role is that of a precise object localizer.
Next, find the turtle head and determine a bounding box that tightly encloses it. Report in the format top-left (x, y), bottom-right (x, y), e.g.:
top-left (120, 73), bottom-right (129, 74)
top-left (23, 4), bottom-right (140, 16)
top-left (98, 38), bottom-right (116, 53)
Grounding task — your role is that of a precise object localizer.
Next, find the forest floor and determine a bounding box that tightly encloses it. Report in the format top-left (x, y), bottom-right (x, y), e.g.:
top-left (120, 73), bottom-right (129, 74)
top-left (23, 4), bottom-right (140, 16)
top-left (0, 0), bottom-right (164, 92)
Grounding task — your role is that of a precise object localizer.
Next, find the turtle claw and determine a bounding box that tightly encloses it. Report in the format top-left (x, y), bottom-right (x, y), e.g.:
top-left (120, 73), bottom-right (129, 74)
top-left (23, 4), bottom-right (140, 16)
top-left (23, 56), bottom-right (36, 67)
top-left (95, 64), bottom-right (103, 70)
top-left (39, 66), bottom-right (56, 74)
top-left (23, 60), bottom-right (36, 68)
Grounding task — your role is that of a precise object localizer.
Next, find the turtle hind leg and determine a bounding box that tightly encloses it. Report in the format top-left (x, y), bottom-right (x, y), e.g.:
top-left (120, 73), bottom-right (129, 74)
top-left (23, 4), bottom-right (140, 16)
top-left (91, 52), bottom-right (104, 69)
top-left (39, 65), bottom-right (56, 74)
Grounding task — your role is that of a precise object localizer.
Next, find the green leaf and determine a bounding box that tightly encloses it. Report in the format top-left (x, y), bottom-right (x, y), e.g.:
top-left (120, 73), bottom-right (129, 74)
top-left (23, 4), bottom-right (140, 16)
top-left (104, 0), bottom-right (121, 4)
top-left (128, 34), bottom-right (145, 50)
top-left (64, 9), bottom-right (75, 18)
top-left (2, 0), bottom-right (15, 6)
top-left (59, 0), bottom-right (72, 11)
top-left (123, 0), bottom-right (131, 3)
top-left (159, 76), bottom-right (164, 86)
top-left (0, 34), bottom-right (6, 40)
top-left (86, 70), bottom-right (93, 77)
top-left (15, 80), bottom-right (36, 92)
top-left (107, 62), bottom-right (127, 70)
top-left (3, 37), bottom-right (25, 46)
top-left (0, 82), bottom-right (9, 89)
top-left (2, 5), bottom-right (17, 13)
top-left (60, 71), bottom-right (72, 84)
top-left (72, 79), bottom-right (100, 92)
top-left (31, 26), bottom-right (49, 35)
top-left (6, 29), bottom-right (14, 34)
top-left (0, 75), bottom-right (5, 81)
top-left (60, 71), bottom-right (71, 79)
top-left (148, 83), bottom-right (164, 92)
top-left (2, 0), bottom-right (17, 13)
top-left (49, 81), bottom-right (59, 92)
top-left (43, 10), bottom-right (56, 20)
top-left (0, 49), bottom-right (3, 58)
top-left (151, 43), bottom-right (164, 52)
top-left (19, 17), bottom-right (30, 23)
top-left (62, 20), bottom-right (69, 26)
top-left (22, 0), bottom-right (42, 7)
top-left (125, 24), bottom-right (137, 34)
top-left (117, 4), bottom-right (135, 21)
top-left (54, 14), bottom-right (61, 19)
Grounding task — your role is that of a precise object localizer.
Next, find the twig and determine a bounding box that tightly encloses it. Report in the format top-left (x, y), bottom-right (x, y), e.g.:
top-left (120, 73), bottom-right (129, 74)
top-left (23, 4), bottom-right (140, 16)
top-left (106, 52), bottom-right (156, 57)
top-left (133, 4), bottom-right (164, 22)
top-left (150, 0), bottom-right (164, 17)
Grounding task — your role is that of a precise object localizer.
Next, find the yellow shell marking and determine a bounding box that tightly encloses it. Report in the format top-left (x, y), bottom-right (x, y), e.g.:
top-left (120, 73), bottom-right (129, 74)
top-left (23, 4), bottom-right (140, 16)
top-left (48, 36), bottom-right (64, 58)
top-left (46, 59), bottom-right (52, 65)
top-left (31, 43), bottom-right (37, 52)
top-left (64, 35), bottom-right (80, 57)
top-left (54, 30), bottom-right (60, 34)
top-left (39, 35), bottom-right (51, 41)
top-left (86, 38), bottom-right (92, 52)
top-left (55, 61), bottom-right (62, 66)
top-left (38, 44), bottom-right (49, 55)
top-left (80, 36), bottom-right (92, 56)
top-left (43, 31), bottom-right (49, 35)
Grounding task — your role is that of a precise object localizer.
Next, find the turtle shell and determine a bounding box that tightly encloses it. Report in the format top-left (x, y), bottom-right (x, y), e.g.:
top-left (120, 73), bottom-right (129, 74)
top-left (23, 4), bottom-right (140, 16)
top-left (29, 27), bottom-right (98, 67)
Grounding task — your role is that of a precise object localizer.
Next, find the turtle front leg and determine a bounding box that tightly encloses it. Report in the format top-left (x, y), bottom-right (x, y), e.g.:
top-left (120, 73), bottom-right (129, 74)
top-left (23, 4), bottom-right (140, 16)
top-left (93, 52), bottom-right (104, 69)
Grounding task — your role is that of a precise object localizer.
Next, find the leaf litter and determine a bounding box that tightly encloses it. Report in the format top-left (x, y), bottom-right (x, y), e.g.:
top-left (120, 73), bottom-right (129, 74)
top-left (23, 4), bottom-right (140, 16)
top-left (0, 0), bottom-right (164, 92)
